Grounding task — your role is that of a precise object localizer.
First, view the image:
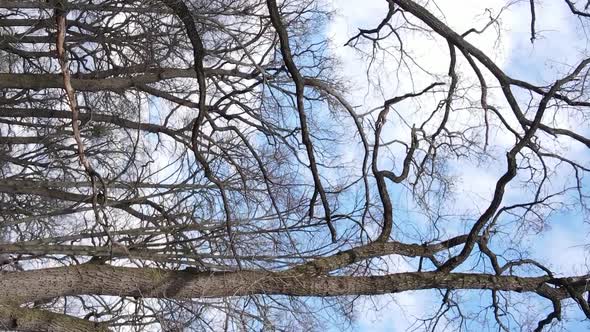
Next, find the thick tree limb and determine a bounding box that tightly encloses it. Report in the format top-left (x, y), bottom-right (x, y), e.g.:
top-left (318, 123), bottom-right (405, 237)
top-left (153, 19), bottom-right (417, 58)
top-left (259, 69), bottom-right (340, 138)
top-left (0, 264), bottom-right (583, 306)
top-left (0, 68), bottom-right (254, 91)
top-left (0, 234), bottom-right (471, 267)
top-left (0, 305), bottom-right (108, 332)
top-left (0, 108), bottom-right (187, 139)
top-left (0, 0), bottom-right (169, 13)
top-left (291, 234), bottom-right (471, 274)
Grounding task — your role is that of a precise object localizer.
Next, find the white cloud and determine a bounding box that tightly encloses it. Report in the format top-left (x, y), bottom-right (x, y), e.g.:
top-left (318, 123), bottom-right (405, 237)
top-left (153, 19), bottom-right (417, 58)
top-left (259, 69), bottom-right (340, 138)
top-left (326, 0), bottom-right (589, 330)
top-left (533, 221), bottom-right (589, 276)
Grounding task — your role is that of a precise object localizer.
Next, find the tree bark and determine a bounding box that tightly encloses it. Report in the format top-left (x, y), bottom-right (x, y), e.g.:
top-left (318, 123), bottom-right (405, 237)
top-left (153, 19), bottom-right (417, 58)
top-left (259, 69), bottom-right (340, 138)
top-left (0, 305), bottom-right (109, 332)
top-left (0, 264), bottom-right (574, 306)
top-left (0, 68), bottom-right (254, 91)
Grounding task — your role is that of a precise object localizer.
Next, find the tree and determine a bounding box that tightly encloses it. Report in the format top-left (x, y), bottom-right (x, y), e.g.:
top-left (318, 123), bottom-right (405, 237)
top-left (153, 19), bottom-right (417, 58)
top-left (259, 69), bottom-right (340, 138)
top-left (0, 0), bottom-right (589, 330)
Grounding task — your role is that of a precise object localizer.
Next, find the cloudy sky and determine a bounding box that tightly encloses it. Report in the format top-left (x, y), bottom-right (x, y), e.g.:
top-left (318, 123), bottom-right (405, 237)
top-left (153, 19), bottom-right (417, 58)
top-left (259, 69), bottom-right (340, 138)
top-left (324, 0), bottom-right (590, 330)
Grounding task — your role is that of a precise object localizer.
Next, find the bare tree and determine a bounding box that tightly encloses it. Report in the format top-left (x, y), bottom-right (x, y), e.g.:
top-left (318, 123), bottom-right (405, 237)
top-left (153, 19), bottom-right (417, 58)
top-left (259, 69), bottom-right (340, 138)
top-left (0, 0), bottom-right (589, 331)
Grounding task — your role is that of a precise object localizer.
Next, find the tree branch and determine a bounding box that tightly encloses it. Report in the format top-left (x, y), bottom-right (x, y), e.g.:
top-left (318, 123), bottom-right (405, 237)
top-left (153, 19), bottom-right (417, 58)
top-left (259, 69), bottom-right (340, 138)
top-left (266, 0), bottom-right (336, 242)
top-left (0, 304), bottom-right (109, 332)
top-left (0, 264), bottom-right (582, 305)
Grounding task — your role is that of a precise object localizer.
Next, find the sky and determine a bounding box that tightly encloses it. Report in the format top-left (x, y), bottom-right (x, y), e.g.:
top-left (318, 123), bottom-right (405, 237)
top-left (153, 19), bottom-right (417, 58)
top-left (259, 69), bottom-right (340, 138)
top-left (324, 0), bottom-right (590, 331)
top-left (0, 1), bottom-right (587, 330)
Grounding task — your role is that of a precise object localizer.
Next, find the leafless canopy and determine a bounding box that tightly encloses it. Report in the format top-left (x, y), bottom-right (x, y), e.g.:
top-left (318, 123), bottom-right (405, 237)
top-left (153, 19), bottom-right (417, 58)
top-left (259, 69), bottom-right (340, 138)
top-left (0, 0), bottom-right (589, 331)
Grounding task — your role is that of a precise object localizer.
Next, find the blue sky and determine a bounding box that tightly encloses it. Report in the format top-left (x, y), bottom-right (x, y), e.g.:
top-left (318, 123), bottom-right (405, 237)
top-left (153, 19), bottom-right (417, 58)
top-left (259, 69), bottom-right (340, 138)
top-left (321, 0), bottom-right (590, 330)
